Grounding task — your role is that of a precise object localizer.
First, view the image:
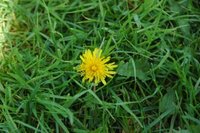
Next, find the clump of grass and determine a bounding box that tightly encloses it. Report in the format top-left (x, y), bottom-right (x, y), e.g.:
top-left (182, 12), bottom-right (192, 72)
top-left (0, 0), bottom-right (200, 132)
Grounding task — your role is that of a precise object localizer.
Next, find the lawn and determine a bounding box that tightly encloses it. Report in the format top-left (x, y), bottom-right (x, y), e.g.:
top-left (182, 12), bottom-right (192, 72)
top-left (0, 0), bottom-right (200, 132)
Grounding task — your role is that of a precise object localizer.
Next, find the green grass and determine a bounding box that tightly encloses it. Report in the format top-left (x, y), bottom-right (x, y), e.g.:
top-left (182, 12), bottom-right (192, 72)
top-left (0, 0), bottom-right (200, 132)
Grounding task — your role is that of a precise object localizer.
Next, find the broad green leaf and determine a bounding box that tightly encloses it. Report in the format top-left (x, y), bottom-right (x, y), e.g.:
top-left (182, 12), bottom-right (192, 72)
top-left (117, 58), bottom-right (149, 81)
top-left (159, 89), bottom-right (176, 114)
top-left (189, 125), bottom-right (200, 133)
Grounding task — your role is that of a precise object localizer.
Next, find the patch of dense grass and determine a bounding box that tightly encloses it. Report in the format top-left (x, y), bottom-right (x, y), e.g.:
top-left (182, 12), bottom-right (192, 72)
top-left (0, 0), bottom-right (200, 132)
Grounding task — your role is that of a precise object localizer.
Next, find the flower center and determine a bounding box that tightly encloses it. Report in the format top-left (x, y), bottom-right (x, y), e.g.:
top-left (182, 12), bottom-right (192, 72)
top-left (91, 65), bottom-right (98, 71)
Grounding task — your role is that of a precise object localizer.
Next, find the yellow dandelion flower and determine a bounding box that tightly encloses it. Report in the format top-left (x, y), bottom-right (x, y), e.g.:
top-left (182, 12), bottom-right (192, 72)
top-left (77, 48), bottom-right (117, 85)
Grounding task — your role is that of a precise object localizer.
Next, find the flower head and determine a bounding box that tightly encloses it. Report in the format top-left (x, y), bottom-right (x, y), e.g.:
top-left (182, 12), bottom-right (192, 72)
top-left (77, 48), bottom-right (117, 85)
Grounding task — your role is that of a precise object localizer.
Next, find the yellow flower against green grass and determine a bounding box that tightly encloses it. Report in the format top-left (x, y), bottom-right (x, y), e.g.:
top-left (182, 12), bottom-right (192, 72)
top-left (77, 48), bottom-right (117, 85)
